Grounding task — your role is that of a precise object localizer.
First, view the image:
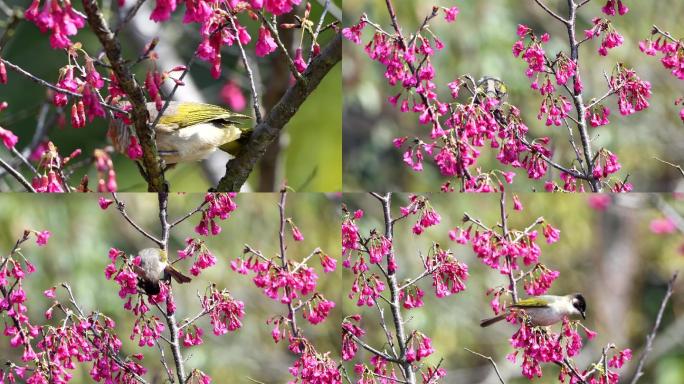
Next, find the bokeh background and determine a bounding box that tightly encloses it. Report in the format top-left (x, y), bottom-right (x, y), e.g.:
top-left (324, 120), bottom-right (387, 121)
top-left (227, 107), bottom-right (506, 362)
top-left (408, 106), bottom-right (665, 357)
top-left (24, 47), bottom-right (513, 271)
top-left (0, 193), bottom-right (342, 382)
top-left (0, 0), bottom-right (342, 192)
top-left (341, 193), bottom-right (684, 383)
top-left (343, 0), bottom-right (684, 192)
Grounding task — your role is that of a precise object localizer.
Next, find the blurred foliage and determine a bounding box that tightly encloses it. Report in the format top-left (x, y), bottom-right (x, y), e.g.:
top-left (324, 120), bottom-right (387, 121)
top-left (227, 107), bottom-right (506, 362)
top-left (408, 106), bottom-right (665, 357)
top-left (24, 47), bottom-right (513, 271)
top-left (0, 192), bottom-right (342, 382)
top-left (341, 192), bottom-right (684, 383)
top-left (0, 0), bottom-right (341, 192)
top-left (343, 0), bottom-right (684, 192)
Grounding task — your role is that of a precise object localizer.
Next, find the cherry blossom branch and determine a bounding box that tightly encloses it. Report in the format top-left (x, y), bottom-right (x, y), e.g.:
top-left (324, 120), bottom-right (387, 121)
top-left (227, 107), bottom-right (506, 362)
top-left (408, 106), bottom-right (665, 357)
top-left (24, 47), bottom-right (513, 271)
top-left (82, 0), bottom-right (166, 192)
top-left (349, 333), bottom-right (397, 363)
top-left (651, 25), bottom-right (678, 43)
top-left (257, 11), bottom-right (304, 83)
top-left (500, 192), bottom-right (518, 303)
top-left (374, 192), bottom-right (416, 383)
top-left (278, 187), bottom-right (300, 337)
top-left (629, 272), bottom-right (679, 384)
top-left (307, 0), bottom-right (331, 65)
top-left (216, 33), bottom-right (341, 191)
top-left (155, 192), bottom-right (186, 383)
top-left (62, 283), bottom-right (149, 384)
top-left (0, 59), bottom-right (129, 115)
top-left (566, 0), bottom-right (599, 191)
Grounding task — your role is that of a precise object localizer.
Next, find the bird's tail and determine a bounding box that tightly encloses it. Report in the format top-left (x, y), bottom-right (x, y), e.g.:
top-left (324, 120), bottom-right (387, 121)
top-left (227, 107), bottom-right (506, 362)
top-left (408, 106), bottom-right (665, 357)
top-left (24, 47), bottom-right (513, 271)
top-left (167, 266), bottom-right (192, 284)
top-left (480, 313), bottom-right (508, 327)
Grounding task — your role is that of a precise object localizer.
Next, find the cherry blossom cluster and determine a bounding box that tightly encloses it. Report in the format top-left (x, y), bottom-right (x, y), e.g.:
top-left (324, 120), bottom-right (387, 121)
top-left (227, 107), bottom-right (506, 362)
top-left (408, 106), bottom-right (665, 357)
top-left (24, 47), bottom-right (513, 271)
top-left (640, 28), bottom-right (684, 123)
top-left (0, 230), bottom-right (149, 383)
top-left (200, 285), bottom-right (245, 336)
top-left (344, 0), bottom-right (656, 191)
top-left (450, 194), bottom-right (631, 382)
top-left (340, 194), bottom-right (462, 383)
top-left (344, 7), bottom-right (557, 192)
top-left (24, 0), bottom-right (86, 49)
top-left (97, 192), bottom-right (245, 382)
top-left (31, 141), bottom-right (87, 193)
top-left (229, 190), bottom-right (338, 383)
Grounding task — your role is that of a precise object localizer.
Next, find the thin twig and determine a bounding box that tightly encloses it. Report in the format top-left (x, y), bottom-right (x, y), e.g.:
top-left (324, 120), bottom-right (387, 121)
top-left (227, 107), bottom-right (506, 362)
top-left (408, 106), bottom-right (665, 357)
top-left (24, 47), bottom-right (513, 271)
top-left (229, 15), bottom-right (263, 124)
top-left (465, 348), bottom-right (505, 384)
top-left (629, 272), bottom-right (679, 384)
top-left (169, 200), bottom-right (209, 228)
top-left (653, 157), bottom-right (684, 178)
top-left (533, 0), bottom-right (569, 24)
top-left (278, 187), bottom-right (300, 337)
top-left (111, 193), bottom-right (163, 246)
top-left (0, 156), bottom-right (36, 192)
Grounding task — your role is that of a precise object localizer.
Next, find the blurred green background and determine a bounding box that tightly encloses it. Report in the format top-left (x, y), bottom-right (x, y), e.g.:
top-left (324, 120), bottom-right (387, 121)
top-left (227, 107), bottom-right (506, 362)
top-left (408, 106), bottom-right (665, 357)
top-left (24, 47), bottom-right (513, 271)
top-left (341, 193), bottom-right (684, 383)
top-left (0, 0), bottom-right (342, 192)
top-left (343, 0), bottom-right (684, 192)
top-left (0, 192), bottom-right (342, 382)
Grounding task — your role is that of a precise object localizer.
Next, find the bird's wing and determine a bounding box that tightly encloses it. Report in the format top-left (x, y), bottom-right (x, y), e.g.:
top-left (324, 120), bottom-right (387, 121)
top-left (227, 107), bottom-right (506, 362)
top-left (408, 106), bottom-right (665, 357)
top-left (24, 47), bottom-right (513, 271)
top-left (509, 297), bottom-right (550, 308)
top-left (131, 264), bottom-right (146, 278)
top-left (148, 102), bottom-right (252, 130)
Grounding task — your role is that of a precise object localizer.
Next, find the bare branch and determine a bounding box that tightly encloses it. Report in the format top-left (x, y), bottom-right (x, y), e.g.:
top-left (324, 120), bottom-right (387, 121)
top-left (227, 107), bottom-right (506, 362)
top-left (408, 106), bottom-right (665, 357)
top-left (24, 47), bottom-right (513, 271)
top-left (111, 193), bottom-right (163, 246)
top-left (464, 348), bottom-right (505, 384)
top-left (629, 272), bottom-right (679, 384)
top-left (0, 156), bottom-right (36, 192)
top-left (653, 157), bottom-right (684, 178)
top-left (533, 0), bottom-right (569, 24)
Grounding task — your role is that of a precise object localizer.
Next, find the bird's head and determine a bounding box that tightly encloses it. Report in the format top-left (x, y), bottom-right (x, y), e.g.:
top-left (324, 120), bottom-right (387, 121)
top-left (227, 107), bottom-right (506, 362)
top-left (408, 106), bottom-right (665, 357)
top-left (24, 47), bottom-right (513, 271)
top-left (571, 293), bottom-right (587, 319)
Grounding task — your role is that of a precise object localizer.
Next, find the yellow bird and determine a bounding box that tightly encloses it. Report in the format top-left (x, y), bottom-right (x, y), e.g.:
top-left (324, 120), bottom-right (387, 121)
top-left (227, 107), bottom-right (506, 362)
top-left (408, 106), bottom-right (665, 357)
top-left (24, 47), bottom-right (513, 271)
top-left (108, 101), bottom-right (252, 165)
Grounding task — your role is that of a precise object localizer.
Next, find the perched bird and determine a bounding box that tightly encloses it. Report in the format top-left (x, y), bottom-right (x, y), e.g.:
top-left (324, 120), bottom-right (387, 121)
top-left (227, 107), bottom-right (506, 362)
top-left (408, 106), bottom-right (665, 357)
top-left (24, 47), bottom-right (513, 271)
top-left (476, 76), bottom-right (508, 105)
top-left (133, 248), bottom-right (192, 295)
top-left (480, 293), bottom-right (586, 327)
top-left (108, 101), bottom-right (252, 166)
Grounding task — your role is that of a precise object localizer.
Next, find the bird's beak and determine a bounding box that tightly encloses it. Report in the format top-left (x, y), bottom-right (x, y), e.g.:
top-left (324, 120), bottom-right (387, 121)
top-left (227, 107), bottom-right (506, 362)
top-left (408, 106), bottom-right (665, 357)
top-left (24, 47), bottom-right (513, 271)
top-left (581, 311), bottom-right (586, 320)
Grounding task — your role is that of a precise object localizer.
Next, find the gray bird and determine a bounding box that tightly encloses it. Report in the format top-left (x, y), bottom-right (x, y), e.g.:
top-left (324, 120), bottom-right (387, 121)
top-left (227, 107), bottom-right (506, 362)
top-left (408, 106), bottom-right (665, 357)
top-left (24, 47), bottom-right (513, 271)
top-left (480, 293), bottom-right (587, 327)
top-left (133, 248), bottom-right (192, 295)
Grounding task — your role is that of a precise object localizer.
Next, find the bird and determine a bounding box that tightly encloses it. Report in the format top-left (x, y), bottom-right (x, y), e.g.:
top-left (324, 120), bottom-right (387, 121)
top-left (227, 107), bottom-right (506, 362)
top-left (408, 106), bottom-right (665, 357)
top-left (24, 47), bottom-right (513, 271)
top-left (132, 248), bottom-right (192, 295)
top-left (480, 293), bottom-right (586, 327)
top-left (476, 76), bottom-right (508, 105)
top-left (108, 101), bottom-right (253, 166)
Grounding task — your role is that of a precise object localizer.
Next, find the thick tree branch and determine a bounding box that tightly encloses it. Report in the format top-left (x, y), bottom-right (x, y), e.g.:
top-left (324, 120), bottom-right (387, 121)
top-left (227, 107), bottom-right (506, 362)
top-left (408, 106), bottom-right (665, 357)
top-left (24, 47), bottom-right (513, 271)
top-left (215, 33), bottom-right (341, 191)
top-left (82, 0), bottom-right (166, 192)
